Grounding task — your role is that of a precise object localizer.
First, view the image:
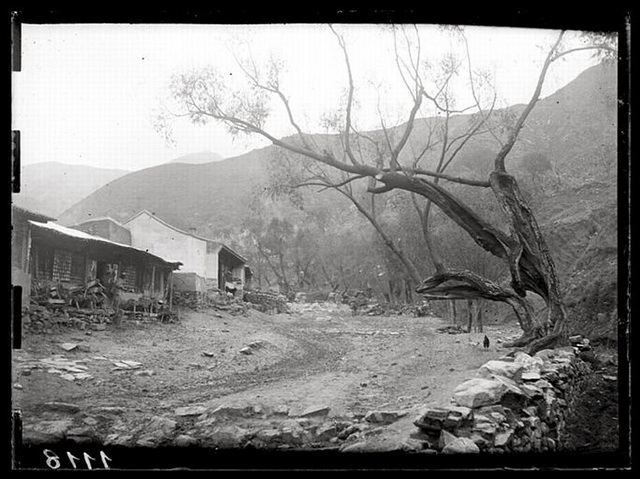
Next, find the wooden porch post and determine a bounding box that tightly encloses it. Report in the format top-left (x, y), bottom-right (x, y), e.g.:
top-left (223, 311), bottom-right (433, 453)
top-left (169, 271), bottom-right (174, 310)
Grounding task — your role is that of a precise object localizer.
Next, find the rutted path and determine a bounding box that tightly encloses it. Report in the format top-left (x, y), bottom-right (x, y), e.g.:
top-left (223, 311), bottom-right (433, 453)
top-left (12, 304), bottom-right (523, 458)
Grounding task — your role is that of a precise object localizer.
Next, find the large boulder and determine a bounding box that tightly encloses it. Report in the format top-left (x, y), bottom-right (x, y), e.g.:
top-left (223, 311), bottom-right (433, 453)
top-left (453, 378), bottom-right (508, 408)
top-left (476, 360), bottom-right (525, 381)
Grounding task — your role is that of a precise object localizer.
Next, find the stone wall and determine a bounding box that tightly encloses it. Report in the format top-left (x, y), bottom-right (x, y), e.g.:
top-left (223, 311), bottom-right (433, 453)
top-left (243, 291), bottom-right (291, 314)
top-left (412, 339), bottom-right (597, 454)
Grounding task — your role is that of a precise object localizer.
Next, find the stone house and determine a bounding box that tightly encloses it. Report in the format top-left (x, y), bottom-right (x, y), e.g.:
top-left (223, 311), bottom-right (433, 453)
top-left (123, 210), bottom-right (248, 294)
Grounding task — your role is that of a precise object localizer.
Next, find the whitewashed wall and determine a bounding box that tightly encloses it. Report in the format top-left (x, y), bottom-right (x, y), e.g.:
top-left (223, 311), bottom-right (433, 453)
top-left (126, 213), bottom-right (207, 277)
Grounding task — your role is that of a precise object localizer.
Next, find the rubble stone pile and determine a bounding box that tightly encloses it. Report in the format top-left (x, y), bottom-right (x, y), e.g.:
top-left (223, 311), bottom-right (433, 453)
top-left (355, 302), bottom-right (427, 317)
top-left (172, 291), bottom-right (210, 309)
top-left (243, 291), bottom-right (291, 314)
top-left (22, 304), bottom-right (111, 333)
top-left (412, 344), bottom-right (597, 453)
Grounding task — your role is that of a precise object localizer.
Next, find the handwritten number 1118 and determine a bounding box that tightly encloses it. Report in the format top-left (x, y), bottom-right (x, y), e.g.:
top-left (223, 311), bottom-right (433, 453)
top-left (43, 449), bottom-right (112, 469)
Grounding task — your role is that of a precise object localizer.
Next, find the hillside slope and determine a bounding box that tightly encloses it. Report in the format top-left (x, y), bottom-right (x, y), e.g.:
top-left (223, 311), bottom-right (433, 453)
top-left (12, 162), bottom-right (129, 218)
top-left (167, 150), bottom-right (225, 164)
top-left (58, 146), bottom-right (272, 235)
top-left (57, 63), bottom-right (620, 339)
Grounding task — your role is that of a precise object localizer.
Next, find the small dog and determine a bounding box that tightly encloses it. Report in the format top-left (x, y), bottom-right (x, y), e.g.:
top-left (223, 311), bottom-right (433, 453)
top-left (483, 335), bottom-right (490, 349)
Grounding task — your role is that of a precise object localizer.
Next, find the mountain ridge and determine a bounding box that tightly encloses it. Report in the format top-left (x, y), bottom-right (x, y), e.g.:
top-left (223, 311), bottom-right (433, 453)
top-left (57, 62), bottom-right (617, 235)
top-left (13, 162), bottom-right (130, 217)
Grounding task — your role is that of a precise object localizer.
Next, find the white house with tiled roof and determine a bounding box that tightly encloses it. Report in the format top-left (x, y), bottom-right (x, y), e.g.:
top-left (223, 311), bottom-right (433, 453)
top-left (124, 209), bottom-right (247, 293)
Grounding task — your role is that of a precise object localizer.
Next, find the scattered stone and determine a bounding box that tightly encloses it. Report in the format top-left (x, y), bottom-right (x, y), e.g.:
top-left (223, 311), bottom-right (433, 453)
top-left (60, 343), bottom-right (79, 351)
top-left (175, 434), bottom-right (198, 447)
top-left (254, 428), bottom-right (281, 444)
top-left (473, 414), bottom-right (498, 438)
top-left (134, 369), bottom-right (155, 377)
top-left (364, 410), bottom-right (408, 425)
top-left (93, 406), bottom-right (125, 415)
top-left (521, 370), bottom-right (542, 381)
top-left (90, 323), bottom-right (106, 331)
top-left (272, 405), bottom-right (290, 417)
top-left (578, 350), bottom-right (598, 364)
top-left (83, 417), bottom-right (98, 426)
top-left (111, 359), bottom-right (143, 370)
top-left (104, 434), bottom-right (133, 446)
top-left (413, 407), bottom-right (450, 432)
top-left (43, 402), bottom-right (80, 414)
top-left (568, 335), bottom-right (583, 345)
top-left (13, 383), bottom-right (23, 390)
top-left (603, 375), bottom-right (617, 382)
top-left (444, 406), bottom-right (472, 429)
top-left (477, 360), bottom-right (524, 381)
top-left (210, 404), bottom-right (255, 418)
top-left (136, 416), bottom-right (178, 447)
top-left (340, 441), bottom-right (369, 452)
top-left (67, 426), bottom-right (94, 437)
top-left (338, 424), bottom-right (363, 440)
top-left (202, 352), bottom-right (215, 357)
top-left (136, 437), bottom-right (157, 448)
top-left (453, 378), bottom-right (508, 408)
top-left (299, 405), bottom-right (331, 418)
top-left (175, 406), bottom-right (208, 417)
top-left (494, 429), bottom-right (514, 447)
top-left (147, 416), bottom-right (178, 435)
top-left (313, 423), bottom-right (338, 442)
top-left (239, 347), bottom-right (252, 355)
top-left (442, 437), bottom-right (480, 454)
top-left (439, 429), bottom-right (458, 450)
top-left (23, 419), bottom-right (73, 444)
top-left (204, 425), bottom-right (251, 448)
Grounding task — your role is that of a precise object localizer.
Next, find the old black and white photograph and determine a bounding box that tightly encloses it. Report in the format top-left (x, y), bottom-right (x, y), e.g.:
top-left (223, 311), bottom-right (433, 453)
top-left (9, 10), bottom-right (630, 471)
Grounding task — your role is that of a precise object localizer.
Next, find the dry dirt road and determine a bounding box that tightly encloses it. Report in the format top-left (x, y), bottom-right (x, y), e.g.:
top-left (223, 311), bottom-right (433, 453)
top-left (12, 302), bottom-right (525, 468)
top-left (13, 303), bottom-right (521, 417)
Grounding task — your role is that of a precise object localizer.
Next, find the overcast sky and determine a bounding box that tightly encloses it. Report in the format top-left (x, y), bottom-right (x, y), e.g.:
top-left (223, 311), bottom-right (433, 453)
top-left (12, 23), bottom-right (607, 172)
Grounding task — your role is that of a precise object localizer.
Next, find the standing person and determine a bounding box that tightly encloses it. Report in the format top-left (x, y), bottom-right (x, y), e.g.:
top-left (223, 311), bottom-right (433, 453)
top-left (110, 271), bottom-right (126, 327)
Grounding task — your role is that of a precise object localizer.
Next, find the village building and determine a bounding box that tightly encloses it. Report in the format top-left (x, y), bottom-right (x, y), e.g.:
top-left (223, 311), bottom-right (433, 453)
top-left (69, 217), bottom-right (132, 245)
top-left (28, 220), bottom-right (182, 305)
top-left (123, 209), bottom-right (248, 295)
top-left (12, 206), bottom-right (56, 305)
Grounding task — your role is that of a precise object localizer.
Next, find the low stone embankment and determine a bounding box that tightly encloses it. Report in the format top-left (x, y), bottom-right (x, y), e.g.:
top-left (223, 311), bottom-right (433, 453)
top-left (21, 337), bottom-right (598, 456)
top-left (22, 305), bottom-right (110, 334)
top-left (411, 336), bottom-right (598, 454)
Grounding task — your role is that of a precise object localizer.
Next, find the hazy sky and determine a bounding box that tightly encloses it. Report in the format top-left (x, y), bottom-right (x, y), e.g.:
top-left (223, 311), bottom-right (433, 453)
top-left (12, 23), bottom-right (606, 172)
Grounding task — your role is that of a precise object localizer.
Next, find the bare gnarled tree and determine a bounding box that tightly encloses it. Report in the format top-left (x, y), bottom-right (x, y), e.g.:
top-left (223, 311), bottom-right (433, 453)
top-left (158, 25), bottom-right (616, 354)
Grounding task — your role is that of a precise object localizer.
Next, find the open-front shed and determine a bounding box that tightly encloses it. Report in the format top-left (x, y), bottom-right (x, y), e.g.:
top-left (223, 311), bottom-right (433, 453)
top-left (28, 220), bottom-right (182, 309)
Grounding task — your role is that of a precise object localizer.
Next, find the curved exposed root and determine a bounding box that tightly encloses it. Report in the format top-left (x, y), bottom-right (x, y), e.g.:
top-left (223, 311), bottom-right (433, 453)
top-left (526, 332), bottom-right (567, 355)
top-left (502, 332), bottom-right (540, 349)
top-left (503, 331), bottom-right (567, 355)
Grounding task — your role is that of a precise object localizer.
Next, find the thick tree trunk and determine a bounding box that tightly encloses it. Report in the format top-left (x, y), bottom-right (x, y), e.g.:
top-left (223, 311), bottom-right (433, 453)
top-left (476, 301), bottom-right (483, 333)
top-left (488, 171), bottom-right (568, 353)
top-left (466, 299), bottom-right (484, 333)
top-left (449, 300), bottom-right (457, 325)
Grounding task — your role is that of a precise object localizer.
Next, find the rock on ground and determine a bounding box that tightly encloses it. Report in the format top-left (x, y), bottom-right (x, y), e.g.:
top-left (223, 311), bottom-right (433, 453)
top-left (442, 437), bottom-right (480, 454)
